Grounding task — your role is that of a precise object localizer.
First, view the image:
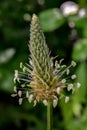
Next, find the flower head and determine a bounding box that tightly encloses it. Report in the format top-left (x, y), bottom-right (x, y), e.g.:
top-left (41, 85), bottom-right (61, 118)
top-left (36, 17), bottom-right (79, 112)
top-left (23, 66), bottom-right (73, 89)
top-left (12, 14), bottom-right (80, 107)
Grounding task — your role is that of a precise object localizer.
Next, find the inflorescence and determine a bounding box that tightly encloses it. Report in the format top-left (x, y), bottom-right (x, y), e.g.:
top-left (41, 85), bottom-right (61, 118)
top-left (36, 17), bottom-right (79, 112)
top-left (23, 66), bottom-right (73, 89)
top-left (12, 14), bottom-right (81, 108)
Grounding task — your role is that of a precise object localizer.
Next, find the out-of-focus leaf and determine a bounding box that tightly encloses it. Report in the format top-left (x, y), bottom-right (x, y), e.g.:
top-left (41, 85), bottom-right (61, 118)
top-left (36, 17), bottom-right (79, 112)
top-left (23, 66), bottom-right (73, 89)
top-left (72, 39), bottom-right (87, 61)
top-left (83, 26), bottom-right (87, 38)
top-left (0, 48), bottom-right (15, 64)
top-left (68, 15), bottom-right (87, 28)
top-left (0, 105), bottom-right (44, 130)
top-left (0, 69), bottom-right (13, 93)
top-left (67, 107), bottom-right (87, 130)
top-left (39, 8), bottom-right (65, 32)
top-left (73, 62), bottom-right (87, 103)
top-left (60, 99), bottom-right (73, 123)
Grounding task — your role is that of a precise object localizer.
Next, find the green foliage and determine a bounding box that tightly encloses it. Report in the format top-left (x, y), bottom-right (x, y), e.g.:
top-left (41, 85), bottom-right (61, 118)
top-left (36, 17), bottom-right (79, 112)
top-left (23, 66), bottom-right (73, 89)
top-left (0, 0), bottom-right (87, 130)
top-left (72, 39), bottom-right (87, 61)
top-left (0, 48), bottom-right (15, 64)
top-left (39, 8), bottom-right (65, 31)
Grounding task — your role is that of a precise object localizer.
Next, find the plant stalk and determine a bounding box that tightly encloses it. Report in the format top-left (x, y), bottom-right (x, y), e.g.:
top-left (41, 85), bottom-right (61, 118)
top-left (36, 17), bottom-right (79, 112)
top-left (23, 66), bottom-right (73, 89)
top-left (47, 101), bottom-right (53, 130)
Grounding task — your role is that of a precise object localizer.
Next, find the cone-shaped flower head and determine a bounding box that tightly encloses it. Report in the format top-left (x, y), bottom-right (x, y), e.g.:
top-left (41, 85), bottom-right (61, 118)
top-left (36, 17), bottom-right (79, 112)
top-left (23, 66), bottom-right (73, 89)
top-left (12, 14), bottom-right (80, 108)
top-left (29, 14), bottom-right (55, 89)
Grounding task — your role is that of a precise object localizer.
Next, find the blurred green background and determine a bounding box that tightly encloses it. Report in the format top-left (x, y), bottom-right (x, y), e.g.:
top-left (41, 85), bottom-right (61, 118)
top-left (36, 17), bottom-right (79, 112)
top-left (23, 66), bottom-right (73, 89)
top-left (0, 0), bottom-right (87, 130)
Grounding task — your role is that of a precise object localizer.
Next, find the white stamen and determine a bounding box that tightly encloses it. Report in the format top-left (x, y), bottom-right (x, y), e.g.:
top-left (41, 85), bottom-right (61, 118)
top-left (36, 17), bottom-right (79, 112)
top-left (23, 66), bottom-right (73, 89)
top-left (77, 82), bottom-right (81, 88)
top-left (14, 86), bottom-right (17, 92)
top-left (43, 99), bottom-right (48, 106)
top-left (71, 61), bottom-right (76, 67)
top-left (71, 74), bottom-right (76, 79)
top-left (56, 87), bottom-right (61, 94)
top-left (51, 61), bottom-right (53, 67)
top-left (13, 77), bottom-right (16, 83)
top-left (20, 62), bottom-right (23, 68)
top-left (28, 94), bottom-right (33, 103)
top-left (11, 93), bottom-right (17, 97)
top-left (21, 84), bottom-right (25, 87)
top-left (61, 65), bottom-right (66, 68)
top-left (30, 60), bottom-right (33, 66)
top-left (61, 79), bottom-right (66, 83)
top-left (23, 67), bottom-right (26, 72)
top-left (18, 90), bottom-right (22, 97)
top-left (67, 84), bottom-right (73, 91)
top-left (66, 69), bottom-right (70, 75)
top-left (14, 70), bottom-right (18, 78)
top-left (57, 64), bottom-right (60, 68)
top-left (53, 99), bottom-right (58, 108)
top-left (60, 59), bottom-right (64, 64)
top-left (55, 60), bottom-right (60, 68)
top-left (19, 98), bottom-right (23, 105)
top-left (14, 70), bottom-right (20, 83)
top-left (65, 96), bottom-right (69, 103)
top-left (33, 100), bottom-right (37, 106)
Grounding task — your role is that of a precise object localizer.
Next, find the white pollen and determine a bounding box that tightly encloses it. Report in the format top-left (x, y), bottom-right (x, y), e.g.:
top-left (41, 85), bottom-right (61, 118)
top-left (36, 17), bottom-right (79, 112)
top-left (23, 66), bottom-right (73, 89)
top-left (43, 99), bottom-right (48, 106)
top-left (11, 93), bottom-right (17, 97)
top-left (13, 77), bottom-right (16, 83)
top-left (21, 84), bottom-right (25, 87)
top-left (18, 90), bottom-right (22, 97)
top-left (65, 96), bottom-right (69, 103)
top-left (33, 100), bottom-right (37, 107)
top-left (71, 61), bottom-right (76, 67)
top-left (53, 99), bottom-right (58, 108)
top-left (23, 67), bottom-right (26, 72)
top-left (66, 69), bottom-right (70, 75)
top-left (30, 60), bottom-right (33, 66)
top-left (19, 98), bottom-right (23, 105)
top-left (20, 62), bottom-right (23, 68)
top-left (14, 70), bottom-right (20, 83)
top-left (56, 87), bottom-right (61, 94)
top-left (61, 79), bottom-right (66, 83)
top-left (14, 86), bottom-right (17, 92)
top-left (28, 94), bottom-right (33, 103)
top-left (67, 84), bottom-right (73, 91)
top-left (77, 82), bottom-right (81, 88)
top-left (14, 70), bottom-right (18, 78)
top-left (71, 74), bottom-right (76, 79)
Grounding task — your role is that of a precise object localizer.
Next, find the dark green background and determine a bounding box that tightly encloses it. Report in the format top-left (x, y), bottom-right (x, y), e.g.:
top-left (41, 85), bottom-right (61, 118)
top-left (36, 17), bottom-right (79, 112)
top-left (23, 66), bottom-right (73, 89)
top-left (0, 0), bottom-right (87, 130)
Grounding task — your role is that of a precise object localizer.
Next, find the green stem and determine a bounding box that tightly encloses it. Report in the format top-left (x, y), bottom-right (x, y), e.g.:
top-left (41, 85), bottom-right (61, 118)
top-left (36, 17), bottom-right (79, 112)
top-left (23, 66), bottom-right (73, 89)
top-left (47, 101), bottom-right (53, 130)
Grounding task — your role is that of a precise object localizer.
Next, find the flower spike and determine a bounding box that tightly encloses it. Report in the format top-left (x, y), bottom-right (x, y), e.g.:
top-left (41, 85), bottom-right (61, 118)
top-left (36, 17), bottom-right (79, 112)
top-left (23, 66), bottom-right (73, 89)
top-left (12, 14), bottom-right (80, 107)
